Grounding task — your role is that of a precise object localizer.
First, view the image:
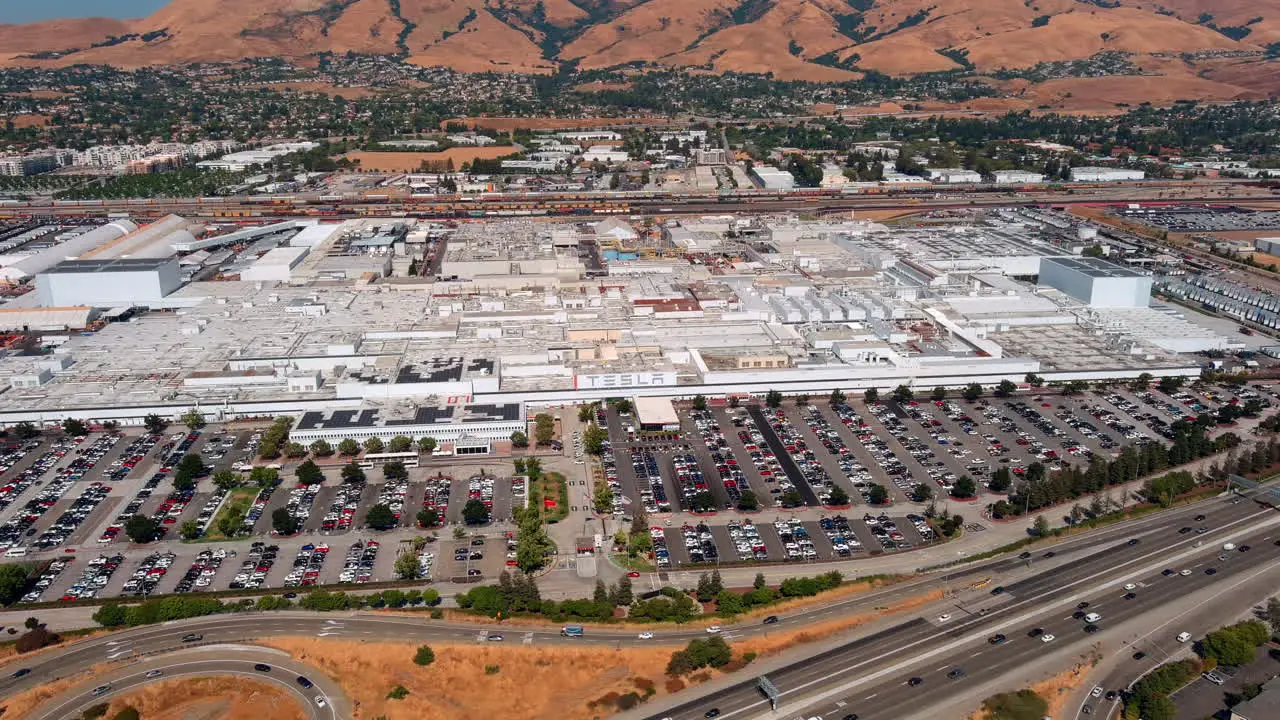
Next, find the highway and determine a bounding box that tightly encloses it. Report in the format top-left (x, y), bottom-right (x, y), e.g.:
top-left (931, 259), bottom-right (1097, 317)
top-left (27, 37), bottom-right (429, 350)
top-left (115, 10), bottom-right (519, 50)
top-left (2, 492), bottom-right (1274, 719)
top-left (638, 496), bottom-right (1280, 720)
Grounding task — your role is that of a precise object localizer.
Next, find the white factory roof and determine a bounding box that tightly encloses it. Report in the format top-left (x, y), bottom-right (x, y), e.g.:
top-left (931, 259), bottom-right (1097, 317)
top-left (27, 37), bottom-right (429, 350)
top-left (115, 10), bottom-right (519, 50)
top-left (290, 223), bottom-right (340, 247)
top-left (633, 396), bottom-right (679, 426)
top-left (0, 306), bottom-right (97, 331)
top-left (252, 245), bottom-right (310, 267)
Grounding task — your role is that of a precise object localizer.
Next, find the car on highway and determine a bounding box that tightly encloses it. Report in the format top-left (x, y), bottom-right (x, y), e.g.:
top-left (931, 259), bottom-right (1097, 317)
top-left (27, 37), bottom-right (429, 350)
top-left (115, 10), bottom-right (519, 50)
top-left (1123, 583), bottom-right (1136, 591)
top-left (704, 709), bottom-right (721, 718)
top-left (91, 684), bottom-right (111, 696)
top-left (990, 586), bottom-right (1004, 595)
top-left (1206, 568), bottom-right (1218, 575)
top-left (638, 632), bottom-right (654, 640)
top-left (1132, 651), bottom-right (1147, 660)
top-left (1179, 527), bottom-right (1192, 534)
top-left (1127, 538), bottom-right (1139, 546)
top-left (1194, 514), bottom-right (1206, 521)
top-left (841, 714), bottom-right (859, 720)
top-left (145, 670), bottom-right (163, 679)
top-left (487, 634), bottom-right (504, 642)
top-left (947, 668), bottom-right (966, 680)
top-left (937, 614), bottom-right (952, 622)
top-left (1091, 686), bottom-right (1103, 698)
top-left (988, 634), bottom-right (1007, 645)
top-left (254, 664), bottom-right (272, 672)
top-left (1223, 543), bottom-right (1236, 551)
top-left (705, 626), bottom-right (721, 634)
top-left (1077, 601), bottom-right (1090, 609)
top-left (1123, 592), bottom-right (1137, 599)
top-left (1083, 624), bottom-right (1100, 634)
top-left (315, 696), bottom-right (327, 708)
top-left (297, 677), bottom-right (313, 689)
top-left (181, 633), bottom-right (203, 642)
top-left (1028, 627), bottom-right (1044, 637)
top-left (763, 616), bottom-right (779, 624)
top-left (1084, 613), bottom-right (1101, 623)
top-left (1162, 569), bottom-right (1176, 576)
top-left (907, 677), bottom-right (923, 686)
top-left (1239, 544), bottom-right (1251, 552)
top-left (1041, 634), bottom-right (1056, 643)
top-left (10, 668), bottom-right (30, 678)
top-left (1179, 569), bottom-right (1192, 576)
top-left (1105, 691), bottom-right (1118, 701)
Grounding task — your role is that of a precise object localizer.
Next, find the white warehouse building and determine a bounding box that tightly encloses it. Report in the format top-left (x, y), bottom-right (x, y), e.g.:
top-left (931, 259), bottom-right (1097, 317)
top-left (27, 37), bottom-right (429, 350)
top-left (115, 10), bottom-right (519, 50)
top-left (1069, 167), bottom-right (1146, 182)
top-left (1039, 256), bottom-right (1152, 308)
top-left (34, 257), bottom-right (183, 307)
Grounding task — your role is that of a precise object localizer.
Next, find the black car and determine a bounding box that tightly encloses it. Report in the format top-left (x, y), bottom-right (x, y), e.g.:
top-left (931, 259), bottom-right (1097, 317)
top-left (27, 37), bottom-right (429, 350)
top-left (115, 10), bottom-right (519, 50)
top-left (1194, 514), bottom-right (1206, 521)
top-left (1019, 552), bottom-right (1032, 559)
top-left (181, 633), bottom-right (203, 642)
top-left (10, 668), bottom-right (30, 678)
top-left (1105, 691), bottom-right (1118, 702)
top-left (947, 668), bottom-right (966, 680)
top-left (705, 709), bottom-right (721, 718)
top-left (1044, 551), bottom-right (1056, 558)
top-left (1028, 628), bottom-right (1044, 637)
top-left (1127, 539), bottom-right (1140, 546)
top-left (841, 714), bottom-right (859, 720)
top-left (988, 634), bottom-right (1007, 645)
top-left (1073, 610), bottom-right (1086, 619)
top-left (254, 664), bottom-right (272, 672)
top-left (1077, 601), bottom-right (1090, 609)
top-left (1084, 624), bottom-right (1100, 634)
top-left (907, 677), bottom-right (923, 686)
top-left (1123, 592), bottom-right (1137, 600)
top-left (762, 616), bottom-right (779, 625)
top-left (1161, 569), bottom-right (1175, 576)
top-left (296, 676), bottom-right (314, 689)
top-left (1239, 545), bottom-right (1251, 552)
top-left (1132, 651), bottom-right (1147, 660)
top-left (1178, 527), bottom-right (1192, 534)
top-left (1205, 568), bottom-right (1218, 575)
top-left (990, 586), bottom-right (1005, 595)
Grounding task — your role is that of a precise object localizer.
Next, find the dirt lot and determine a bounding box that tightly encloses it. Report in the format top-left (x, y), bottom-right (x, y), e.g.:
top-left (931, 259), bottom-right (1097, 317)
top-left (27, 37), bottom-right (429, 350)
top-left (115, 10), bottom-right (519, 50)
top-left (101, 677), bottom-right (309, 720)
top-left (344, 148), bottom-right (517, 172)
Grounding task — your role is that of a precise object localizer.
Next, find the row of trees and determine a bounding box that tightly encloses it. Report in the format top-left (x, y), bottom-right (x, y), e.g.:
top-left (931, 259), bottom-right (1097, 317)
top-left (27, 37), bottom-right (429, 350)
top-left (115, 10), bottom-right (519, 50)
top-left (304, 435), bottom-right (438, 459)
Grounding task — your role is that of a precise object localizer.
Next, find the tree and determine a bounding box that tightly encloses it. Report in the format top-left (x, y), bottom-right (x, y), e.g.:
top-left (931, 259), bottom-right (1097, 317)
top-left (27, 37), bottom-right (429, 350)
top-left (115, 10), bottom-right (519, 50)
top-left (951, 475), bottom-right (977, 499)
top-left (736, 489), bottom-right (759, 511)
top-left (0, 563), bottom-right (31, 606)
top-left (272, 507), bottom-right (299, 535)
top-left (62, 417), bottom-right (88, 436)
top-left (212, 470), bottom-right (239, 492)
top-left (534, 413), bottom-right (555, 445)
top-left (594, 579), bottom-right (609, 603)
top-left (1032, 515), bottom-right (1051, 537)
top-left (614, 575), bottom-right (633, 606)
top-left (388, 435), bottom-right (412, 453)
top-left (338, 438), bottom-right (361, 456)
top-left (827, 485), bottom-right (850, 506)
top-left (868, 484), bottom-right (889, 505)
top-left (124, 515), bottom-right (161, 544)
top-left (981, 689), bottom-right (1048, 720)
top-left (1158, 376), bottom-right (1185, 394)
top-left (1062, 379), bottom-right (1089, 395)
top-left (364, 436), bottom-right (385, 454)
top-left (395, 551), bottom-right (421, 580)
top-left (795, 393), bottom-right (810, 406)
top-left (417, 508), bottom-right (440, 528)
top-left (863, 387), bottom-right (879, 404)
top-left (179, 519), bottom-right (201, 540)
top-left (413, 645), bottom-right (435, 666)
top-left (583, 423), bottom-right (609, 455)
top-left (1131, 372), bottom-right (1154, 391)
top-left (309, 439), bottom-right (334, 457)
top-left (911, 483), bottom-right (933, 502)
top-left (181, 409), bottom-right (206, 430)
top-left (963, 383), bottom-right (983, 401)
top-left (765, 389), bottom-right (783, 408)
top-left (892, 385), bottom-right (914, 403)
top-left (592, 481), bottom-right (614, 514)
top-left (1264, 596), bottom-right (1280, 635)
top-left (463, 498), bottom-right (491, 525)
top-left (689, 490), bottom-right (715, 512)
top-left (995, 379), bottom-right (1017, 398)
top-left (578, 403), bottom-right (597, 423)
top-left (296, 460), bottom-right (324, 486)
top-left (143, 414), bottom-right (168, 435)
top-left (13, 421), bottom-right (39, 440)
top-left (366, 503), bottom-right (397, 530)
top-left (754, 573), bottom-right (767, 591)
top-left (283, 442), bottom-right (307, 458)
top-left (418, 436), bottom-right (437, 455)
top-left (829, 388), bottom-right (846, 406)
top-left (510, 430), bottom-right (529, 448)
top-left (1025, 373), bottom-right (1044, 388)
top-left (340, 461), bottom-right (365, 484)
top-left (692, 395), bottom-right (708, 411)
top-left (383, 461), bottom-right (408, 480)
top-left (931, 387), bottom-right (947, 401)
top-left (988, 467), bottom-right (1013, 493)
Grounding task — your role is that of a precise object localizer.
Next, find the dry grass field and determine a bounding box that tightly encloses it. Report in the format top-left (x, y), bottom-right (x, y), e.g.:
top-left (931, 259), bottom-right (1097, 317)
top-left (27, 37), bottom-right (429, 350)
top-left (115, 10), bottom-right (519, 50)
top-left (343, 147), bottom-right (517, 172)
top-left (102, 677), bottom-right (308, 720)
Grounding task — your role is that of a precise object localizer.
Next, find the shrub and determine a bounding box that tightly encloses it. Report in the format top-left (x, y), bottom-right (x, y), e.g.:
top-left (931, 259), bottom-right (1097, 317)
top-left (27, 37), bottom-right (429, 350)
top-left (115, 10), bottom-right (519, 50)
top-left (111, 709), bottom-right (141, 720)
top-left (982, 689), bottom-right (1048, 720)
top-left (386, 685), bottom-right (410, 700)
top-left (81, 704), bottom-right (109, 719)
top-left (414, 644), bottom-right (435, 666)
top-left (485, 664), bottom-right (500, 674)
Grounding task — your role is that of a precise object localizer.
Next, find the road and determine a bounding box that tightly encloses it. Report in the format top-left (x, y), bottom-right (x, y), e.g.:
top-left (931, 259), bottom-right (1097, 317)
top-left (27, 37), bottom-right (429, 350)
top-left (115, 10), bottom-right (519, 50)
top-left (630, 495), bottom-right (1280, 720)
top-left (1, 489), bottom-right (1270, 719)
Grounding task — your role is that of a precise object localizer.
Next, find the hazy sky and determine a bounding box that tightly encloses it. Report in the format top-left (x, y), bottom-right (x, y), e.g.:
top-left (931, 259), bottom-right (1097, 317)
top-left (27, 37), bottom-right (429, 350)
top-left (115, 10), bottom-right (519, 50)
top-left (1, 0), bottom-right (169, 24)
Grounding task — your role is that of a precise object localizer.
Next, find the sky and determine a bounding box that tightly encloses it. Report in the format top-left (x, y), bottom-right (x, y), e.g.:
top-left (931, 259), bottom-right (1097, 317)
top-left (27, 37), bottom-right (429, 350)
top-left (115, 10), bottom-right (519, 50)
top-left (1, 0), bottom-right (169, 24)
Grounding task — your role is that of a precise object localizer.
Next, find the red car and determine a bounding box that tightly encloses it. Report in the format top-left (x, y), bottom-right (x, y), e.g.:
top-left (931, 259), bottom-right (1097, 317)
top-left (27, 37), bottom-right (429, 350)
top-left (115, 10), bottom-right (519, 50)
top-left (627, 571), bottom-right (641, 578)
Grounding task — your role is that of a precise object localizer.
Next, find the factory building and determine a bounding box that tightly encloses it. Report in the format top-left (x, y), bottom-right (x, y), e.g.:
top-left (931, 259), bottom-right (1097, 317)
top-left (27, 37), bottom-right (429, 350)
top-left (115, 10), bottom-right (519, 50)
top-left (991, 170), bottom-right (1046, 184)
top-left (289, 402), bottom-right (525, 454)
top-left (1069, 167), bottom-right (1146, 182)
top-left (0, 220), bottom-right (138, 284)
top-left (925, 168), bottom-right (982, 184)
top-left (35, 257), bottom-right (182, 307)
top-left (239, 246), bottom-right (311, 283)
top-left (80, 215), bottom-right (198, 260)
top-left (752, 166), bottom-right (795, 190)
top-left (634, 396), bottom-right (679, 431)
top-left (1039, 256), bottom-right (1152, 308)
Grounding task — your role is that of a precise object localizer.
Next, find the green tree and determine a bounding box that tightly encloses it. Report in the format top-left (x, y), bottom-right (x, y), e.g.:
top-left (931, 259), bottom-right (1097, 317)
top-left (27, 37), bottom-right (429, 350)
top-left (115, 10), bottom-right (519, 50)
top-left (691, 395), bottom-right (708, 411)
top-left (212, 470), bottom-right (239, 492)
top-left (364, 436), bottom-right (385, 454)
top-left (1032, 515), bottom-right (1051, 537)
top-left (395, 551), bottom-right (421, 580)
top-left (583, 423), bottom-right (609, 455)
top-left (413, 645), bottom-right (435, 666)
top-left (179, 519), bottom-right (201, 540)
top-left (383, 461), bottom-right (408, 480)
top-left (340, 461), bottom-right (365, 484)
top-left (366, 503), bottom-right (397, 530)
top-left (868, 484), bottom-right (889, 505)
top-left (765, 389), bottom-right (783, 408)
top-left (510, 430), bottom-right (529, 448)
top-left (338, 438), bottom-right (361, 456)
top-left (963, 383), bottom-right (983, 401)
top-left (462, 498), bottom-right (491, 525)
top-left (1158, 376), bottom-right (1185, 394)
top-left (892, 385), bottom-right (914, 403)
top-left (1025, 373), bottom-right (1044, 388)
top-left (174, 453), bottom-right (205, 489)
top-left (417, 508), bottom-right (440, 528)
top-left (981, 689), bottom-right (1048, 720)
top-left (863, 387), bottom-right (879, 403)
top-left (91, 604), bottom-right (127, 627)
top-left (0, 563), bottom-right (32, 605)
top-left (911, 483), bottom-right (933, 502)
top-left (534, 413), bottom-right (555, 445)
top-left (951, 475), bottom-right (977, 499)
top-left (309, 439), bottom-right (334, 457)
top-left (62, 417), bottom-right (89, 436)
top-left (217, 506), bottom-right (244, 538)
top-left (143, 414), bottom-right (168, 435)
top-left (578, 403), bottom-right (597, 423)
top-left (124, 515), bottom-right (161, 543)
top-left (388, 435), bottom-right (412, 453)
top-left (13, 421), bottom-right (39, 440)
top-left (830, 387), bottom-right (846, 406)
top-left (592, 481), bottom-right (615, 514)
top-left (296, 460), bottom-right (324, 486)
top-left (995, 379), bottom-right (1018, 398)
top-left (827, 485), bottom-right (850, 506)
top-left (1131, 372), bottom-right (1154, 391)
top-left (613, 398), bottom-right (633, 414)
top-left (181, 408), bottom-right (206, 430)
top-left (931, 387), bottom-right (947, 401)
top-left (272, 507), bottom-right (299, 535)
top-left (736, 489), bottom-right (759, 511)
top-left (418, 436), bottom-right (437, 454)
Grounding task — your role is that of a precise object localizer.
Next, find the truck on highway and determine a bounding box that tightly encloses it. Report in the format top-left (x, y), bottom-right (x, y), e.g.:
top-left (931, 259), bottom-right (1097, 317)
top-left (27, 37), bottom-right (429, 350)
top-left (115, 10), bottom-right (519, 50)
top-left (561, 624), bottom-right (584, 638)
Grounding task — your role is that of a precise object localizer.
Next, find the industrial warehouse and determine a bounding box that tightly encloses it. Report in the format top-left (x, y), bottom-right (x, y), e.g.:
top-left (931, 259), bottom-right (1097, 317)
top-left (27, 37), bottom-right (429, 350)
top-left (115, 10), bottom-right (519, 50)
top-left (0, 208), bottom-right (1244, 437)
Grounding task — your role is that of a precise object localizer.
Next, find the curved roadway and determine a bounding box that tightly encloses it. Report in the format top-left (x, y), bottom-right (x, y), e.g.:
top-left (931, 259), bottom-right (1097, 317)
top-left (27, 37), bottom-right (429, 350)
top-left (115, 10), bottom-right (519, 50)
top-left (2, 492), bottom-right (1274, 720)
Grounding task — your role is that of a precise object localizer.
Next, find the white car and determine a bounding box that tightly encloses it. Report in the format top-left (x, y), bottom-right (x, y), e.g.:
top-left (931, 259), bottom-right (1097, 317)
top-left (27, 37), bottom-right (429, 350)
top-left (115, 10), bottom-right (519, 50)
top-left (638, 632), bottom-right (654, 640)
top-left (705, 626), bottom-right (721, 634)
top-left (1176, 632), bottom-right (1192, 643)
top-left (1091, 686), bottom-right (1103, 698)
top-left (1041, 634), bottom-right (1056, 643)
top-left (938, 614), bottom-right (952, 622)
top-left (315, 696), bottom-right (327, 708)
top-left (1123, 583), bottom-right (1136, 591)
top-left (1179, 569), bottom-right (1192, 576)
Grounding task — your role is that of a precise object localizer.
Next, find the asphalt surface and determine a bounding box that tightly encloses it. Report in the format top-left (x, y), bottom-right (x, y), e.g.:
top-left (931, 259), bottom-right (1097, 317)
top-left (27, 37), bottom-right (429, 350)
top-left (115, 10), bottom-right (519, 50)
top-left (639, 496), bottom-right (1280, 720)
top-left (3, 492), bottom-right (1274, 719)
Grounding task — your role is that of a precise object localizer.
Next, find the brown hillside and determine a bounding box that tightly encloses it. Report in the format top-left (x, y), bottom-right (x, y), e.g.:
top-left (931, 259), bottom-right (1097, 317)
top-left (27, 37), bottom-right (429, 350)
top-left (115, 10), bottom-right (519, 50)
top-left (0, 17), bottom-right (131, 54)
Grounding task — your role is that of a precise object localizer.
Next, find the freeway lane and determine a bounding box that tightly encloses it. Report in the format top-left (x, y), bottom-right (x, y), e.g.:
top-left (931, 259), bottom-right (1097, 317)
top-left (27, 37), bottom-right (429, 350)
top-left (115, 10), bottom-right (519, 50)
top-left (640, 501), bottom-right (1280, 720)
top-left (0, 493), bottom-right (1270, 712)
top-left (29, 651), bottom-right (345, 720)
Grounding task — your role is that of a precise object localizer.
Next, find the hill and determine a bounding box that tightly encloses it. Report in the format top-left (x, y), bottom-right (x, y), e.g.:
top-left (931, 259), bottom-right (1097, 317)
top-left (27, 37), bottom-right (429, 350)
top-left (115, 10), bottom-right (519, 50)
top-left (1, 0), bottom-right (1279, 88)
